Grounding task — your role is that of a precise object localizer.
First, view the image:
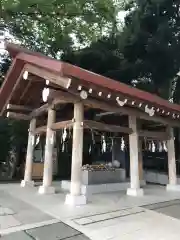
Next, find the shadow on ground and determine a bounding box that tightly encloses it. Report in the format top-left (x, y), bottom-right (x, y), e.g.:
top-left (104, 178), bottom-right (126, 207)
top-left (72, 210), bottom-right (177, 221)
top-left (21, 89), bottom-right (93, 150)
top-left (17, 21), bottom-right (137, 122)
top-left (143, 199), bottom-right (180, 220)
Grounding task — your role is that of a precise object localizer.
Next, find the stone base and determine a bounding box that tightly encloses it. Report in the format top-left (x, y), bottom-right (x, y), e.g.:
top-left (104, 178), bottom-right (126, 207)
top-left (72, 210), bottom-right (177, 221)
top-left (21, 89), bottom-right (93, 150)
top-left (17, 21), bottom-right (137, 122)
top-left (166, 184), bottom-right (180, 192)
top-left (38, 185), bottom-right (55, 195)
top-left (65, 194), bottom-right (87, 206)
top-left (127, 188), bottom-right (144, 197)
top-left (61, 180), bottom-right (130, 196)
top-left (20, 180), bottom-right (35, 187)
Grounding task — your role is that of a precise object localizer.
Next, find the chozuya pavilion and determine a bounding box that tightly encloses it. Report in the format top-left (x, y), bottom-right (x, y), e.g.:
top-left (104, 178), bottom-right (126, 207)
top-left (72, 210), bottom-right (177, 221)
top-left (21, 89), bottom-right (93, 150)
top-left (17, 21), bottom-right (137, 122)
top-left (1, 42), bottom-right (180, 206)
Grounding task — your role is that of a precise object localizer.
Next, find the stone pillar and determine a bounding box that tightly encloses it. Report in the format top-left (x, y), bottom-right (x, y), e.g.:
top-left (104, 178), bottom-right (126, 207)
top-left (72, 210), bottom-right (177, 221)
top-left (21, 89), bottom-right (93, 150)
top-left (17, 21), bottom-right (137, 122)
top-left (127, 116), bottom-right (144, 196)
top-left (166, 127), bottom-right (180, 191)
top-left (38, 107), bottom-right (56, 194)
top-left (65, 102), bottom-right (87, 205)
top-left (21, 118), bottom-right (36, 187)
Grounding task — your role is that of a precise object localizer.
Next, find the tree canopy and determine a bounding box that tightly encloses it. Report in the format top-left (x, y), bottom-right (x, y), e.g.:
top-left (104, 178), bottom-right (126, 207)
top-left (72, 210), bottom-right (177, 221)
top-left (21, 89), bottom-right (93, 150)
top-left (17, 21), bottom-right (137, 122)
top-left (1, 0), bottom-right (122, 56)
top-left (63, 0), bottom-right (180, 102)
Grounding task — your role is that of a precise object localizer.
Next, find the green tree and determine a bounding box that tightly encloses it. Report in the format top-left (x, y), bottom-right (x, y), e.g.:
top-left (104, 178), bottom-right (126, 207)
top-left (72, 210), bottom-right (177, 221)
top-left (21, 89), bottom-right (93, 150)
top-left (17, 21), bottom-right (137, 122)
top-left (118, 0), bottom-right (180, 100)
top-left (1, 0), bottom-right (121, 56)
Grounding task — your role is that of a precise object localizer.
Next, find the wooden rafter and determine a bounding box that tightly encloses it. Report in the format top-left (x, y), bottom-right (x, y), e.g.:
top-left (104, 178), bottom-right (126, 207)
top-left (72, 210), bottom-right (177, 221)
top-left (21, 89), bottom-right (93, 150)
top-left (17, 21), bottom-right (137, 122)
top-left (24, 64), bottom-right (71, 89)
top-left (6, 112), bottom-right (31, 121)
top-left (18, 80), bottom-right (32, 104)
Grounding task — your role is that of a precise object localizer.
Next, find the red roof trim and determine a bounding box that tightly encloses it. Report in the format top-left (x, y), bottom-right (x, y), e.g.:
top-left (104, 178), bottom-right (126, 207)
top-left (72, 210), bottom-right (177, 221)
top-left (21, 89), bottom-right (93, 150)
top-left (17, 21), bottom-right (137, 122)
top-left (62, 63), bottom-right (180, 112)
top-left (2, 42), bottom-right (180, 115)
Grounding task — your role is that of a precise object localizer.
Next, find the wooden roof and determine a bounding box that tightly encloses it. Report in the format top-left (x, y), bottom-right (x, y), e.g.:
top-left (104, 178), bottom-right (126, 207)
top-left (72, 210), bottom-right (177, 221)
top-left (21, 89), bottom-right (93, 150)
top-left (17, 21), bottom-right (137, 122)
top-left (0, 42), bottom-right (180, 123)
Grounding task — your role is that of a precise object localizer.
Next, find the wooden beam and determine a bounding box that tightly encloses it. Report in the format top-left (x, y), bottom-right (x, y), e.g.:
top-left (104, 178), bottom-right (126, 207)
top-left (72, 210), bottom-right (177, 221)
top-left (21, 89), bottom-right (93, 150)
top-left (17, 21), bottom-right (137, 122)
top-left (34, 126), bottom-right (47, 134)
top-left (6, 104), bottom-right (33, 112)
top-left (30, 103), bottom-right (49, 118)
top-left (1, 65), bottom-right (26, 116)
top-left (34, 118), bottom-right (168, 139)
top-left (51, 120), bottom-right (74, 130)
top-left (95, 112), bottom-right (116, 120)
top-left (24, 64), bottom-right (71, 89)
top-left (84, 120), bottom-right (132, 134)
top-left (18, 80), bottom-right (32, 104)
top-left (6, 112), bottom-right (31, 121)
top-left (85, 98), bottom-right (180, 127)
top-left (48, 89), bottom-right (180, 127)
top-left (30, 99), bottom-right (69, 118)
top-left (138, 130), bottom-right (168, 140)
top-left (35, 120), bottom-right (74, 134)
top-left (35, 119), bottom-right (131, 134)
top-left (52, 97), bottom-right (73, 106)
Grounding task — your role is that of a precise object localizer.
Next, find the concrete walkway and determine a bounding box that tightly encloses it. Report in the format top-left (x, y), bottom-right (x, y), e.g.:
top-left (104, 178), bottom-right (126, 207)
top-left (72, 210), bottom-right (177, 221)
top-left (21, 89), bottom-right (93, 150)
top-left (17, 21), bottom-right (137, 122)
top-left (0, 187), bottom-right (89, 239)
top-left (1, 183), bottom-right (180, 239)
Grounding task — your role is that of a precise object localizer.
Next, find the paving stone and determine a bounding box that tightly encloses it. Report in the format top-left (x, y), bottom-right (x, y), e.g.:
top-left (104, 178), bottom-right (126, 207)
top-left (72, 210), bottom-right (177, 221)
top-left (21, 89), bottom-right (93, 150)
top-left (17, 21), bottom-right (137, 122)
top-left (14, 209), bottom-right (52, 224)
top-left (0, 215), bottom-right (21, 229)
top-left (0, 190), bottom-right (53, 225)
top-left (1, 231), bottom-right (32, 240)
top-left (26, 222), bottom-right (80, 240)
top-left (74, 217), bottom-right (94, 225)
top-left (155, 205), bottom-right (180, 220)
top-left (67, 234), bottom-right (90, 240)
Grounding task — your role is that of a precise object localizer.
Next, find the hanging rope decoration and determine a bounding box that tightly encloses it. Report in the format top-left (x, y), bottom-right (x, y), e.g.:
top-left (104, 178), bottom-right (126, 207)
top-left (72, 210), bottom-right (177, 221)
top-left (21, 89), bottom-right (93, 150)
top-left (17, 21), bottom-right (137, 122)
top-left (61, 127), bottom-right (68, 152)
top-left (144, 139), bottom-right (168, 152)
top-left (89, 144), bottom-right (92, 154)
top-left (163, 141), bottom-right (168, 152)
top-left (151, 141), bottom-right (156, 152)
top-left (101, 134), bottom-right (107, 153)
top-left (121, 137), bottom-right (125, 151)
top-left (35, 135), bottom-right (40, 146)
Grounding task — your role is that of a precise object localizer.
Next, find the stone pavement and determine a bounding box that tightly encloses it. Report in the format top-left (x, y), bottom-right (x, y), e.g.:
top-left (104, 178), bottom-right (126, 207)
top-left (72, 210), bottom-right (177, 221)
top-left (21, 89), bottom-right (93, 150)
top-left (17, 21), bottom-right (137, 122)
top-left (0, 189), bottom-right (90, 239)
top-left (2, 183), bottom-right (180, 239)
top-left (0, 190), bottom-right (53, 230)
top-left (1, 222), bottom-right (90, 240)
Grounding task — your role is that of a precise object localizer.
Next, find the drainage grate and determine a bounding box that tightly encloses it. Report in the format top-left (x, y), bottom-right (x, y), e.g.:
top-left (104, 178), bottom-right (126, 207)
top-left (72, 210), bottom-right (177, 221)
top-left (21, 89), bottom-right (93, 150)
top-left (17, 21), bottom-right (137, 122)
top-left (73, 207), bottom-right (144, 226)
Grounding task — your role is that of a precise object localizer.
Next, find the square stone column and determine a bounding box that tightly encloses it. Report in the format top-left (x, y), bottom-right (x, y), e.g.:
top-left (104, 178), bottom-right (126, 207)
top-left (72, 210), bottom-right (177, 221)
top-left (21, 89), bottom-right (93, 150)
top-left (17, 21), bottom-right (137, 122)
top-left (127, 116), bottom-right (144, 196)
top-left (21, 118), bottom-right (36, 187)
top-left (166, 127), bottom-right (180, 191)
top-left (38, 107), bottom-right (56, 194)
top-left (65, 102), bottom-right (87, 206)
